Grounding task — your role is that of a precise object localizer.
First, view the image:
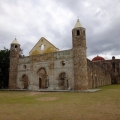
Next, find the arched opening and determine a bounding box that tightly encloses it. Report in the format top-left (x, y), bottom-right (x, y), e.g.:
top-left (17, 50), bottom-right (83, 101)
top-left (83, 30), bottom-right (85, 36)
top-left (39, 78), bottom-right (42, 88)
top-left (61, 60), bottom-right (66, 66)
top-left (95, 76), bottom-right (97, 88)
top-left (22, 75), bottom-right (29, 89)
top-left (15, 45), bottom-right (18, 51)
top-left (15, 45), bottom-right (18, 48)
top-left (58, 72), bottom-right (68, 90)
top-left (92, 75), bottom-right (94, 88)
top-left (37, 68), bottom-right (48, 89)
top-left (76, 30), bottom-right (80, 36)
top-left (41, 44), bottom-right (44, 51)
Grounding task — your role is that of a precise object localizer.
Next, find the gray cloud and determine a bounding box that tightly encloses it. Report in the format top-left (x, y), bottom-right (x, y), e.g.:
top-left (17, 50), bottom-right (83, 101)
top-left (0, 0), bottom-right (120, 60)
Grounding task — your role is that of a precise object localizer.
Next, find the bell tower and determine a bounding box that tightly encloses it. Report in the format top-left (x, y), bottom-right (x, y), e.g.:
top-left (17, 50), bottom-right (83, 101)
top-left (9, 38), bottom-right (20, 89)
top-left (72, 19), bottom-right (88, 90)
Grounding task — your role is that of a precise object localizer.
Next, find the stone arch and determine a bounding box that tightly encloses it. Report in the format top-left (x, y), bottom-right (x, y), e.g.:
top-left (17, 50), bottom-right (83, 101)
top-left (22, 74), bottom-right (29, 89)
top-left (91, 75), bottom-right (94, 88)
top-left (37, 67), bottom-right (48, 89)
top-left (58, 72), bottom-right (69, 90)
top-left (95, 75), bottom-right (97, 88)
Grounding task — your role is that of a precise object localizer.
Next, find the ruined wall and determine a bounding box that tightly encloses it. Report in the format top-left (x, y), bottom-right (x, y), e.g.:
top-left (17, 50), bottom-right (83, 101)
top-left (87, 59), bottom-right (111, 89)
top-left (17, 49), bottom-right (74, 90)
top-left (92, 58), bottom-right (120, 84)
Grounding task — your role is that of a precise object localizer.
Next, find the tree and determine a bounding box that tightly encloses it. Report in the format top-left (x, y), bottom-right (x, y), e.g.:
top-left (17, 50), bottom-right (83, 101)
top-left (0, 48), bottom-right (10, 88)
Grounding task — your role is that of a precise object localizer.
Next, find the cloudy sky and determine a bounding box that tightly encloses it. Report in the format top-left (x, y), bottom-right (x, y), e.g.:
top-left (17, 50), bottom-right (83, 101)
top-left (0, 0), bottom-right (120, 60)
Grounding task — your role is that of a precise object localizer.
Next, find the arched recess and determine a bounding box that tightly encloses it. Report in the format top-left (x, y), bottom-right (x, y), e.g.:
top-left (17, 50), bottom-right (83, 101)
top-left (37, 67), bottom-right (48, 89)
top-left (95, 76), bottom-right (97, 88)
top-left (22, 74), bottom-right (29, 89)
top-left (91, 75), bottom-right (94, 88)
top-left (58, 72), bottom-right (68, 90)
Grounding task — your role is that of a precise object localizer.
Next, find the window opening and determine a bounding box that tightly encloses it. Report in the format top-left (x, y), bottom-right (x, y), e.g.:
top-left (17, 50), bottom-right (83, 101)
top-left (15, 45), bottom-right (17, 48)
top-left (61, 60), bottom-right (66, 66)
top-left (83, 30), bottom-right (85, 36)
top-left (76, 30), bottom-right (80, 36)
top-left (41, 44), bottom-right (44, 51)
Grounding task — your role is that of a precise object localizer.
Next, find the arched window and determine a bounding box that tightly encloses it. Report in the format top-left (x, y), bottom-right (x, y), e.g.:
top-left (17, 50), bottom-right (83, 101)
top-left (22, 75), bottom-right (29, 89)
top-left (15, 45), bottom-right (18, 48)
top-left (15, 45), bottom-right (18, 51)
top-left (83, 30), bottom-right (85, 36)
top-left (76, 30), bottom-right (80, 36)
top-left (61, 60), bottom-right (66, 66)
top-left (41, 44), bottom-right (44, 51)
top-left (11, 45), bottom-right (14, 49)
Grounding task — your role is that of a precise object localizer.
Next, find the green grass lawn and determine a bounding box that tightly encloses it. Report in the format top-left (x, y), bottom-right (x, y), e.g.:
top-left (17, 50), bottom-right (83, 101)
top-left (0, 85), bottom-right (120, 120)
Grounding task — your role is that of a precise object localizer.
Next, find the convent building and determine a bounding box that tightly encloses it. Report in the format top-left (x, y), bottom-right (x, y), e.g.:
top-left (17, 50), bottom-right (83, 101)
top-left (9, 19), bottom-right (120, 90)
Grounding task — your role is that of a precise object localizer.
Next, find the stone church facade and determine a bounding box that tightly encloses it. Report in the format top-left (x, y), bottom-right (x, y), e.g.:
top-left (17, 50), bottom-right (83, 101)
top-left (9, 19), bottom-right (120, 90)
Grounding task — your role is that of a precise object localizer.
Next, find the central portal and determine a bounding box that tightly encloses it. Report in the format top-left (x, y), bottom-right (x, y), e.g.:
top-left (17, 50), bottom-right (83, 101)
top-left (37, 68), bottom-right (48, 89)
top-left (22, 75), bottom-right (29, 89)
top-left (39, 78), bottom-right (42, 88)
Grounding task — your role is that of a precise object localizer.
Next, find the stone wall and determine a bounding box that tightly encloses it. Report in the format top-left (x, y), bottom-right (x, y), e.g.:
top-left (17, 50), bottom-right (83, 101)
top-left (17, 50), bottom-right (74, 90)
top-left (92, 58), bottom-right (120, 84)
top-left (87, 59), bottom-right (111, 89)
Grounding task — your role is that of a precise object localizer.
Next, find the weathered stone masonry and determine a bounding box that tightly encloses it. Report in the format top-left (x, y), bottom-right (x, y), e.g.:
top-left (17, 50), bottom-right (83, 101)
top-left (9, 40), bottom-right (20, 89)
top-left (72, 23), bottom-right (88, 90)
top-left (9, 19), bottom-right (120, 91)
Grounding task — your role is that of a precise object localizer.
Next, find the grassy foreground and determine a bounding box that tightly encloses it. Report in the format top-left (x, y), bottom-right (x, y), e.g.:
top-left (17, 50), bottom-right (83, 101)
top-left (0, 85), bottom-right (120, 120)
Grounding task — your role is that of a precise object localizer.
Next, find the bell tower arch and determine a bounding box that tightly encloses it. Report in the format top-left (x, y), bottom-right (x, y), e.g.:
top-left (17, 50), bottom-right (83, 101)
top-left (72, 19), bottom-right (88, 90)
top-left (9, 38), bottom-right (20, 89)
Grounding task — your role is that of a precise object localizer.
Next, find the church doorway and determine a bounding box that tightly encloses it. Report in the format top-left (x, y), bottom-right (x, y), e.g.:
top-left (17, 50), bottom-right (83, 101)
top-left (37, 68), bottom-right (48, 89)
top-left (58, 72), bottom-right (68, 90)
top-left (22, 75), bottom-right (29, 89)
top-left (39, 78), bottom-right (42, 88)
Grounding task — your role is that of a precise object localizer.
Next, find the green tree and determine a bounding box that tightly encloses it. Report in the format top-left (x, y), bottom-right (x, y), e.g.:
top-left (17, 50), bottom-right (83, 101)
top-left (0, 48), bottom-right (10, 88)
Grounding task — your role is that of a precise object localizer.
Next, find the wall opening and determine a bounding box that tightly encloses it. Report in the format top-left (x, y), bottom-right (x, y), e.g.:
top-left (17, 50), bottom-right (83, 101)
top-left (58, 72), bottom-right (68, 90)
top-left (41, 44), bottom-right (44, 51)
top-left (92, 75), bottom-right (94, 88)
top-left (39, 78), bottom-right (42, 88)
top-left (61, 60), bottom-right (66, 66)
top-left (76, 30), bottom-right (80, 36)
top-left (83, 30), bottom-right (85, 36)
top-left (15, 45), bottom-right (18, 51)
top-left (37, 68), bottom-right (47, 89)
top-left (22, 75), bottom-right (29, 89)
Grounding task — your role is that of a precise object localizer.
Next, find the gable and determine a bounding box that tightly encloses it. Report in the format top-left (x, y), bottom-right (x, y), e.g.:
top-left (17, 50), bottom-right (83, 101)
top-left (29, 37), bottom-right (59, 56)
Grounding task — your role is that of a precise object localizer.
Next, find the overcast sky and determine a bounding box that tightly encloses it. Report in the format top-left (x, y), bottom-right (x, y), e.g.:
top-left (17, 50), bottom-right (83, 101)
top-left (0, 0), bottom-right (120, 60)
